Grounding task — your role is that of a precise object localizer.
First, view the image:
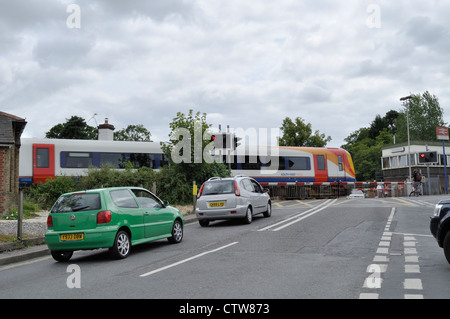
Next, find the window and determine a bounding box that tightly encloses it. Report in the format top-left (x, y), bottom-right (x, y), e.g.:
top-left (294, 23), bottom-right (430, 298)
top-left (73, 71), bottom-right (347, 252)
top-left (250, 180), bottom-right (263, 193)
top-left (66, 152), bottom-right (93, 168)
top-left (241, 179), bottom-right (255, 192)
top-left (288, 157), bottom-right (311, 170)
top-left (202, 180), bottom-right (235, 195)
top-left (51, 194), bottom-right (101, 213)
top-left (316, 155), bottom-right (326, 170)
top-left (110, 189), bottom-right (139, 208)
top-left (338, 155), bottom-right (343, 171)
top-left (36, 148), bottom-right (49, 168)
top-left (131, 189), bottom-right (162, 208)
top-left (100, 153), bottom-right (127, 168)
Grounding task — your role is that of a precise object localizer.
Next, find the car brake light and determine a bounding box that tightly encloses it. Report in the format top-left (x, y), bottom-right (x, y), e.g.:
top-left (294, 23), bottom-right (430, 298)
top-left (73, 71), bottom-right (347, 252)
top-left (47, 215), bottom-right (53, 228)
top-left (197, 183), bottom-right (205, 199)
top-left (234, 181), bottom-right (240, 196)
top-left (97, 210), bottom-right (112, 224)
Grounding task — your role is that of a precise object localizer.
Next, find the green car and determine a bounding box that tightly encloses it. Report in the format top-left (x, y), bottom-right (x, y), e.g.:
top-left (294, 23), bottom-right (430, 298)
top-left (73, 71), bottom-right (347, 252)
top-left (45, 187), bottom-right (184, 262)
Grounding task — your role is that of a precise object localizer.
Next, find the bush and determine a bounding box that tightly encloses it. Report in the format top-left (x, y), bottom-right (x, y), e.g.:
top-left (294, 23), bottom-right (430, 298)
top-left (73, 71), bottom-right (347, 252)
top-left (28, 177), bottom-right (78, 210)
top-left (27, 162), bottom-right (230, 209)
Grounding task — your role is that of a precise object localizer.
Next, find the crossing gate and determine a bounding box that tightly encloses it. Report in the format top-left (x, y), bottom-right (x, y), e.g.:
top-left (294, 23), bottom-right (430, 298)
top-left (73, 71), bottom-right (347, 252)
top-left (259, 181), bottom-right (409, 200)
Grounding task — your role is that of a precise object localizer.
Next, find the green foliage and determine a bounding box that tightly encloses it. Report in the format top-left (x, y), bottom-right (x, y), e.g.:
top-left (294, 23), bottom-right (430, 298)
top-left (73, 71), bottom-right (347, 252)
top-left (278, 116), bottom-right (331, 147)
top-left (45, 115), bottom-right (98, 139)
top-left (395, 91), bottom-right (446, 142)
top-left (342, 90), bottom-right (447, 181)
top-left (161, 109), bottom-right (231, 187)
top-left (114, 124), bottom-right (152, 141)
top-left (28, 177), bottom-right (78, 210)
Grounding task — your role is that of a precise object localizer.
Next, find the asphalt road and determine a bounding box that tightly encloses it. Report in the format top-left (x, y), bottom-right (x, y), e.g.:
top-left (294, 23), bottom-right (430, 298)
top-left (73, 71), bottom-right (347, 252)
top-left (1, 195), bottom-right (450, 301)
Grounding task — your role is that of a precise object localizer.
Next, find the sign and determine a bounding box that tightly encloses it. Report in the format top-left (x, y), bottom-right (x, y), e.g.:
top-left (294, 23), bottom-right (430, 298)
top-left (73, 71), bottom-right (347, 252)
top-left (437, 126), bottom-right (449, 140)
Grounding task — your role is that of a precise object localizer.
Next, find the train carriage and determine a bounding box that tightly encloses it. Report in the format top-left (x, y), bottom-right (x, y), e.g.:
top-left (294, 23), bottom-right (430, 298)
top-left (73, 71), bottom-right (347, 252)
top-left (19, 138), bottom-right (355, 186)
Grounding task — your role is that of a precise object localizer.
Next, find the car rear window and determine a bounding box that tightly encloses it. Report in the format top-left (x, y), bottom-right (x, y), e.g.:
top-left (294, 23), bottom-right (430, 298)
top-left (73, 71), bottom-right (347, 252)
top-left (203, 180), bottom-right (234, 195)
top-left (51, 193), bottom-right (101, 213)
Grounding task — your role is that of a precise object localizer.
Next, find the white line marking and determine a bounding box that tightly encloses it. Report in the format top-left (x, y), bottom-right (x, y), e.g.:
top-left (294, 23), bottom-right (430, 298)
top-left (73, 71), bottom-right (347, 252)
top-left (258, 199), bottom-right (334, 232)
top-left (139, 242), bottom-right (238, 277)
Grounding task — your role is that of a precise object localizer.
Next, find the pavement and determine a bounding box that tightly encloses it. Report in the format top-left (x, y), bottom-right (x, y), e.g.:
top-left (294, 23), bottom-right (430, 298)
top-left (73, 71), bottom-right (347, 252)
top-left (0, 213), bottom-right (198, 267)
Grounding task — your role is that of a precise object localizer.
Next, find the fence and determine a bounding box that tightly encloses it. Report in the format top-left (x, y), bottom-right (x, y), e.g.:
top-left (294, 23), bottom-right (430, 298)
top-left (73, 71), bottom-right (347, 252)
top-left (260, 181), bottom-right (412, 200)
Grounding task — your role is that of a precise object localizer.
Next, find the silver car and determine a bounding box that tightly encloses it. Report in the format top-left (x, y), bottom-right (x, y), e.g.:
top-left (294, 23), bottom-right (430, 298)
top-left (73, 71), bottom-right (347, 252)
top-left (195, 175), bottom-right (271, 227)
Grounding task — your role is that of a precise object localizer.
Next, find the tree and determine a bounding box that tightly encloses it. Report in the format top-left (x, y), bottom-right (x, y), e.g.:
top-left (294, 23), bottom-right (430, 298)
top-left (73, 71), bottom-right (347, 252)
top-left (278, 117), bottom-right (331, 147)
top-left (395, 91), bottom-right (446, 142)
top-left (161, 110), bottom-right (230, 200)
top-left (114, 124), bottom-right (152, 141)
top-left (342, 110), bottom-right (397, 181)
top-left (46, 116), bottom-right (97, 139)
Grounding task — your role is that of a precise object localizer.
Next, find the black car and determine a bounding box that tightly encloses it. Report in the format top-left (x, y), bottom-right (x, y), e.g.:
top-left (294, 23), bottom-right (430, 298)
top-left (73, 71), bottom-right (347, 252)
top-left (430, 198), bottom-right (450, 264)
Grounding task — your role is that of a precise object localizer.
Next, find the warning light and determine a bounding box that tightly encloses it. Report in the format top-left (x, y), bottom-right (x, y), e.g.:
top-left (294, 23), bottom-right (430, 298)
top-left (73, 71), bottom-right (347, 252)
top-left (418, 151), bottom-right (438, 164)
top-left (211, 135), bottom-right (216, 142)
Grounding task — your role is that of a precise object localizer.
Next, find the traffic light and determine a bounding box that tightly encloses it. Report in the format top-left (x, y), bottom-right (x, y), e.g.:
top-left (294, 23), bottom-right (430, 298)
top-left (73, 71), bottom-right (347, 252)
top-left (418, 151), bottom-right (438, 163)
top-left (234, 136), bottom-right (242, 149)
top-left (210, 133), bottom-right (242, 150)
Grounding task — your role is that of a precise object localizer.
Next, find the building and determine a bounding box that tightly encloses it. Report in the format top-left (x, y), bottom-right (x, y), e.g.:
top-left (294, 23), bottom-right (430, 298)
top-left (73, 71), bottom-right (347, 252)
top-left (382, 141), bottom-right (450, 195)
top-left (0, 112), bottom-right (27, 216)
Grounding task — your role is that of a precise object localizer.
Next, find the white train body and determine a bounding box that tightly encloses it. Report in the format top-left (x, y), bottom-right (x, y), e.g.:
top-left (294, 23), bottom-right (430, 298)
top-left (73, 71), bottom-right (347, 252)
top-left (19, 138), bottom-right (355, 185)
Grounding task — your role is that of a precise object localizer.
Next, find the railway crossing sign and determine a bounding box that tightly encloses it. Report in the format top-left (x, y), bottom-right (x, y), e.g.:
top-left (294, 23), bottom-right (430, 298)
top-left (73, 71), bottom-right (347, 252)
top-left (437, 126), bottom-right (449, 140)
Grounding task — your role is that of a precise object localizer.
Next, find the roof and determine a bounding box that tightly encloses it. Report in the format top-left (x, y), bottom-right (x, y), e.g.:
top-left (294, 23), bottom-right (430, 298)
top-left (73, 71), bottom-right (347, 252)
top-left (0, 112), bottom-right (27, 145)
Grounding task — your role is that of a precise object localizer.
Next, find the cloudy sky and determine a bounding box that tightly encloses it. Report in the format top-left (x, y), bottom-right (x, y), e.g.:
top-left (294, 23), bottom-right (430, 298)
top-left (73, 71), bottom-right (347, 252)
top-left (2, 0), bottom-right (449, 147)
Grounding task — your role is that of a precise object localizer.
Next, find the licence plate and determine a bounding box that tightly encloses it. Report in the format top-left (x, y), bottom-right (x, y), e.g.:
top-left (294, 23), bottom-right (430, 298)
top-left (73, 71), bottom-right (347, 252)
top-left (60, 233), bottom-right (84, 241)
top-left (209, 202), bottom-right (225, 208)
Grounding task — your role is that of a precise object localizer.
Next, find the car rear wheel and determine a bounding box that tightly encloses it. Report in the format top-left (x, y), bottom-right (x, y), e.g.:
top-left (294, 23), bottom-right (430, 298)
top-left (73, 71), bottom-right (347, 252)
top-left (51, 250), bottom-right (73, 262)
top-left (199, 220), bottom-right (210, 227)
top-left (243, 206), bottom-right (253, 224)
top-left (168, 219), bottom-right (183, 244)
top-left (443, 232), bottom-right (450, 264)
top-left (109, 230), bottom-right (131, 259)
top-left (263, 202), bottom-right (271, 218)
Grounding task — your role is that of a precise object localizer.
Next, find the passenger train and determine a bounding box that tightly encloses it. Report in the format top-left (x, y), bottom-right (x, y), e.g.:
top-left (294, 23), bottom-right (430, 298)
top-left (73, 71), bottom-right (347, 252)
top-left (18, 138), bottom-right (356, 185)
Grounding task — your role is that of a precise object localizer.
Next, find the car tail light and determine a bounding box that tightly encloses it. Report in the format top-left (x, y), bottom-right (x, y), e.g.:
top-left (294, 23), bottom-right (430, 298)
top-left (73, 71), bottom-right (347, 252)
top-left (234, 181), bottom-right (240, 196)
top-left (197, 183), bottom-right (205, 199)
top-left (47, 215), bottom-right (53, 228)
top-left (97, 210), bottom-right (112, 224)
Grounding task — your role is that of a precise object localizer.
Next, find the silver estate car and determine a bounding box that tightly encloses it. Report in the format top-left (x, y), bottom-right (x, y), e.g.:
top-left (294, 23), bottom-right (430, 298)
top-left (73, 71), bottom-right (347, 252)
top-left (195, 175), bottom-right (271, 227)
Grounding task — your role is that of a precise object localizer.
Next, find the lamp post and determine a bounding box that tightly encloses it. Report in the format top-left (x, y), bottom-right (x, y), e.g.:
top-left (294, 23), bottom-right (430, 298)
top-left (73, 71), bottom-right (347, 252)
top-left (400, 95), bottom-right (413, 186)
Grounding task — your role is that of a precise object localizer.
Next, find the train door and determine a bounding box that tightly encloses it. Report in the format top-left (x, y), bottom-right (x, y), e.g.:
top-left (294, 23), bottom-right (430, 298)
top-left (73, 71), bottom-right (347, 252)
top-left (32, 144), bottom-right (55, 183)
top-left (314, 154), bottom-right (328, 183)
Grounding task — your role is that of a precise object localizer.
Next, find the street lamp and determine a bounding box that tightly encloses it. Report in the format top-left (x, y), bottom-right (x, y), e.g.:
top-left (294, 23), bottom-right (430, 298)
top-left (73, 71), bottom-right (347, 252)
top-left (400, 95), bottom-right (413, 185)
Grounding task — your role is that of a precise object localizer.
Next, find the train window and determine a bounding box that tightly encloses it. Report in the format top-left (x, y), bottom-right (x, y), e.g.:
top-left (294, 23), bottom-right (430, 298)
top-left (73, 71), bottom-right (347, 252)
top-left (130, 153), bottom-right (155, 169)
top-left (36, 148), bottom-right (49, 168)
top-left (338, 155), bottom-right (343, 171)
top-left (316, 155), bottom-right (326, 170)
top-left (99, 152), bottom-right (127, 168)
top-left (287, 157), bottom-right (311, 170)
top-left (66, 152), bottom-right (93, 168)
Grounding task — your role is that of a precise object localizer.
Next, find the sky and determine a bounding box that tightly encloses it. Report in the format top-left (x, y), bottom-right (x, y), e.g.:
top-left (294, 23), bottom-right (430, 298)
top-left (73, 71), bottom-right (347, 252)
top-left (1, 0), bottom-right (450, 148)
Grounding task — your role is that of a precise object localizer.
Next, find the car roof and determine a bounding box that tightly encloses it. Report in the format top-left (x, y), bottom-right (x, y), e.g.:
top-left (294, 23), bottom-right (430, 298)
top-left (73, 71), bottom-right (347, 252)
top-left (61, 186), bottom-right (147, 196)
top-left (206, 175), bottom-right (249, 182)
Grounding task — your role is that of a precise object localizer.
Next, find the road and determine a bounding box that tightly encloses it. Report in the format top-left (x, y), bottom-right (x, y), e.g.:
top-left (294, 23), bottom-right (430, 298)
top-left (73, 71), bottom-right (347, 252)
top-left (1, 195), bottom-right (450, 302)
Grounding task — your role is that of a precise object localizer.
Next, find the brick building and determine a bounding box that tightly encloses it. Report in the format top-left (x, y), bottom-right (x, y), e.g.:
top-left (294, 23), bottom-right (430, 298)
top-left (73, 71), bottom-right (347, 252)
top-left (0, 112), bottom-right (27, 216)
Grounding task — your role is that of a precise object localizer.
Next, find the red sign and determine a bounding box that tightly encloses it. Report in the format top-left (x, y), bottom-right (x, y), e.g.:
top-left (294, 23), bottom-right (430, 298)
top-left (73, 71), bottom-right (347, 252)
top-left (437, 126), bottom-right (449, 140)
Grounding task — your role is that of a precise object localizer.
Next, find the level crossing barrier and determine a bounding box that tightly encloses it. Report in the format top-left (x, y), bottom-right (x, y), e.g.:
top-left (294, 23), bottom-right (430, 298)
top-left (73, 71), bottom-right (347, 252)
top-left (259, 181), bottom-right (410, 200)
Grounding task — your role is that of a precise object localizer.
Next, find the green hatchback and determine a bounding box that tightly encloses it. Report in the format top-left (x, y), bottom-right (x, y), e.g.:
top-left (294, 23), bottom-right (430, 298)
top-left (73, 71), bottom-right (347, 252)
top-left (45, 187), bottom-right (184, 262)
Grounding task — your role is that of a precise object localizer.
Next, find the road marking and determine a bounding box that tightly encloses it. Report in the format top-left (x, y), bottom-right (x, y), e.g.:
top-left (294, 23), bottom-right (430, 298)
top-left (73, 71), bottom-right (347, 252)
top-left (0, 256), bottom-right (52, 272)
top-left (359, 208), bottom-right (395, 299)
top-left (139, 242), bottom-right (238, 278)
top-left (390, 197), bottom-right (418, 206)
top-left (258, 199), bottom-right (337, 232)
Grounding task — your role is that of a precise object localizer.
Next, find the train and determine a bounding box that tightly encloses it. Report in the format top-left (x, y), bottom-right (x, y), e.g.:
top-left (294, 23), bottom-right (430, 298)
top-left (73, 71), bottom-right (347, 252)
top-left (18, 138), bottom-right (356, 185)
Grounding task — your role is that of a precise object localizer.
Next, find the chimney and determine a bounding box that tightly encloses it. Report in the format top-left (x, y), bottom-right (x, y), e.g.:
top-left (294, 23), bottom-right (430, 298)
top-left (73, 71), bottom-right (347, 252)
top-left (98, 118), bottom-right (115, 141)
